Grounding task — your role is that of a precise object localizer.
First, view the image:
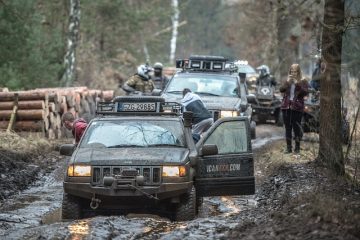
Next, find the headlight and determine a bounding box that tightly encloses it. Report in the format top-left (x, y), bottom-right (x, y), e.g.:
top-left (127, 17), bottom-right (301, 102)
top-left (67, 165), bottom-right (91, 177)
top-left (220, 110), bottom-right (238, 118)
top-left (162, 166), bottom-right (186, 177)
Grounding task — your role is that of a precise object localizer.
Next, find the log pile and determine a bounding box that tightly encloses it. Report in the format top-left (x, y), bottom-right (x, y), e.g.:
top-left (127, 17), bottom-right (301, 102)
top-left (0, 87), bottom-right (114, 139)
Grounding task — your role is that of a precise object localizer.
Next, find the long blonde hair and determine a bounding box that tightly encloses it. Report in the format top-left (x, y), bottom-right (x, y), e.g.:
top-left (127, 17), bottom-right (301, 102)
top-left (288, 63), bottom-right (302, 83)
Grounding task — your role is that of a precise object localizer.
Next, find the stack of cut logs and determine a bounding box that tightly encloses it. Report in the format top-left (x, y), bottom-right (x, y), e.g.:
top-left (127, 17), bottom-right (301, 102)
top-left (0, 87), bottom-right (114, 139)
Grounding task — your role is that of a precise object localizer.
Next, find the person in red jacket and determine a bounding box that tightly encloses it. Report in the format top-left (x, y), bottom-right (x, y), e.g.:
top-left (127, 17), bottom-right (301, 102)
top-left (280, 64), bottom-right (308, 154)
top-left (61, 112), bottom-right (88, 145)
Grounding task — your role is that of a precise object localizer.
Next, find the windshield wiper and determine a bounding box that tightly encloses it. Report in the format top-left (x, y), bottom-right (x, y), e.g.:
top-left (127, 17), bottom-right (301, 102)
top-left (195, 91), bottom-right (220, 96)
top-left (147, 144), bottom-right (183, 147)
top-left (166, 90), bottom-right (182, 94)
top-left (107, 144), bottom-right (144, 148)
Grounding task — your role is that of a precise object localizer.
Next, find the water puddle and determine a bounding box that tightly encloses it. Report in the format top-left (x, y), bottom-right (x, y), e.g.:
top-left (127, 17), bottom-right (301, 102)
top-left (41, 207), bottom-right (61, 224)
top-left (67, 219), bottom-right (91, 239)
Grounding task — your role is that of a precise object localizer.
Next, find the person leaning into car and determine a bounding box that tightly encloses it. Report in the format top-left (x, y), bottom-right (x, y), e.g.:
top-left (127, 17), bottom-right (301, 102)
top-left (280, 64), bottom-right (308, 154)
top-left (181, 88), bottom-right (213, 136)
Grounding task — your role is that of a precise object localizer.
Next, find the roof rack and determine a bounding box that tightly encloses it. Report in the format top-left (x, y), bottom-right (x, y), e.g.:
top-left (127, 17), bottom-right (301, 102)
top-left (176, 55), bottom-right (229, 72)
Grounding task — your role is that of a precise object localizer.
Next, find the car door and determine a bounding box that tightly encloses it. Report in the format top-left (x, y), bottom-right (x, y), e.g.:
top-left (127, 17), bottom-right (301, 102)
top-left (195, 117), bottom-right (255, 197)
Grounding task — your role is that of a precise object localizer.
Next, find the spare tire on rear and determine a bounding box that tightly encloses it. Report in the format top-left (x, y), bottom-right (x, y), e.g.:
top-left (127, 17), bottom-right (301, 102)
top-left (113, 96), bottom-right (165, 103)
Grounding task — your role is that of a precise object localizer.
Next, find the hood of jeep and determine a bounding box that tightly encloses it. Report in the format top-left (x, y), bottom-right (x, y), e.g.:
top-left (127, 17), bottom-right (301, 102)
top-left (72, 147), bottom-right (190, 165)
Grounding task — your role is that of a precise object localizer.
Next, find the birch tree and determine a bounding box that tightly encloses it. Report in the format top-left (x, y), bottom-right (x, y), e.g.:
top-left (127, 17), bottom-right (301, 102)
top-left (62, 0), bottom-right (80, 87)
top-left (169, 0), bottom-right (179, 64)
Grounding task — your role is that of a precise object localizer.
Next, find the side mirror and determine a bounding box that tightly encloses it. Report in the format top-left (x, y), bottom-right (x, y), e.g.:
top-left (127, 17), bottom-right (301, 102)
top-left (201, 144), bottom-right (218, 156)
top-left (239, 72), bottom-right (246, 83)
top-left (152, 89), bottom-right (162, 96)
top-left (240, 103), bottom-right (248, 112)
top-left (60, 144), bottom-right (76, 156)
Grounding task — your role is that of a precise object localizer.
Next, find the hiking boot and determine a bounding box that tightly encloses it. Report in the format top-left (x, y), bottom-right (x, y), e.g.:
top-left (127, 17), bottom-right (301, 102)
top-left (285, 139), bottom-right (292, 154)
top-left (294, 141), bottom-right (300, 153)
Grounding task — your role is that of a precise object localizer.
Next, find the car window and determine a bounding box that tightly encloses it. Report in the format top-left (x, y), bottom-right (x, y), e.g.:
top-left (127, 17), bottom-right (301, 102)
top-left (80, 120), bottom-right (185, 148)
top-left (166, 74), bottom-right (238, 97)
top-left (204, 121), bottom-right (248, 153)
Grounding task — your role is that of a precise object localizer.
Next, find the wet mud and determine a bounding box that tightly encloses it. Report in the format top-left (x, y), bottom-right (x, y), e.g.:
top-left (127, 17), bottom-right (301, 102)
top-left (2, 124), bottom-right (358, 239)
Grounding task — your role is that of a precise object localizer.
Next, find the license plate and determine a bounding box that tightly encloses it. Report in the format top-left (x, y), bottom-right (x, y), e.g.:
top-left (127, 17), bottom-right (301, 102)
top-left (120, 102), bottom-right (156, 112)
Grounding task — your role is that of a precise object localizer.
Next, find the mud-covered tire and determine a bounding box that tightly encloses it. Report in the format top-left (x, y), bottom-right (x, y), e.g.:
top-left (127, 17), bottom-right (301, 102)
top-left (275, 110), bottom-right (284, 126)
top-left (301, 116), bottom-right (311, 133)
top-left (61, 193), bottom-right (82, 220)
top-left (196, 196), bottom-right (203, 213)
top-left (174, 186), bottom-right (196, 221)
top-left (113, 96), bottom-right (165, 103)
top-left (250, 121), bottom-right (256, 139)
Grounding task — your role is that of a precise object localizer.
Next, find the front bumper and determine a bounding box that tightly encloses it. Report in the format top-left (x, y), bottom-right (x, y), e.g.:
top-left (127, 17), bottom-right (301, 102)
top-left (252, 105), bottom-right (279, 115)
top-left (64, 181), bottom-right (192, 200)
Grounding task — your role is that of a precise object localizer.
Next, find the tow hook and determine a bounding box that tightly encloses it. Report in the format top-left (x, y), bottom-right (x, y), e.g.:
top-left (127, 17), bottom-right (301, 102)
top-left (90, 193), bottom-right (101, 209)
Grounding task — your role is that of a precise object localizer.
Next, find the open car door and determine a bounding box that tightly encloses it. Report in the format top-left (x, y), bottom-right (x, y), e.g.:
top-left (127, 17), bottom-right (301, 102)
top-left (195, 117), bottom-right (255, 197)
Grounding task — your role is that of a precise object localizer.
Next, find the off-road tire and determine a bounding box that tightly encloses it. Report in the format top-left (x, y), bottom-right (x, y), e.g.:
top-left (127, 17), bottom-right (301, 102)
top-left (174, 186), bottom-right (196, 221)
top-left (61, 193), bottom-right (82, 220)
top-left (275, 109), bottom-right (284, 126)
top-left (196, 196), bottom-right (203, 213)
top-left (113, 96), bottom-right (165, 103)
top-left (250, 121), bottom-right (256, 139)
top-left (301, 116), bottom-right (311, 133)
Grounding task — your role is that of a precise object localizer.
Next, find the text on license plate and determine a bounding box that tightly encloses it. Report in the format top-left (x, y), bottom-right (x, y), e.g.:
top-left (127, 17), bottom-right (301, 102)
top-left (122, 103), bottom-right (156, 111)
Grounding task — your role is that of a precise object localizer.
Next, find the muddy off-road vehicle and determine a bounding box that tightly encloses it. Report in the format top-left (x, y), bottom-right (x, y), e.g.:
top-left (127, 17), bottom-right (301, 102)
top-left (158, 55), bottom-right (256, 139)
top-left (59, 96), bottom-right (255, 221)
top-left (302, 91), bottom-right (350, 144)
top-left (247, 83), bottom-right (283, 126)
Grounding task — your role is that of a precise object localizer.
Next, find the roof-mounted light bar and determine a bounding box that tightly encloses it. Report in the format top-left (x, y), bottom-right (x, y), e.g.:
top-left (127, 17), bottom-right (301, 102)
top-left (176, 55), bottom-right (228, 72)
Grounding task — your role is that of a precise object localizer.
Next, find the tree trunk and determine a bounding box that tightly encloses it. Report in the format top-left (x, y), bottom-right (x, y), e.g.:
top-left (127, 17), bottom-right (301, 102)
top-left (0, 109), bottom-right (45, 120)
top-left (0, 100), bottom-right (45, 110)
top-left (61, 0), bottom-right (80, 87)
top-left (318, 0), bottom-right (345, 175)
top-left (169, 0), bottom-right (179, 64)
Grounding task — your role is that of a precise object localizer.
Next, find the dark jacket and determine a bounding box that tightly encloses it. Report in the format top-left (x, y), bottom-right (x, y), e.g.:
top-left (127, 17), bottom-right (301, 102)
top-left (72, 118), bottom-right (88, 144)
top-left (280, 80), bottom-right (308, 112)
top-left (181, 93), bottom-right (212, 124)
top-left (152, 75), bottom-right (169, 90)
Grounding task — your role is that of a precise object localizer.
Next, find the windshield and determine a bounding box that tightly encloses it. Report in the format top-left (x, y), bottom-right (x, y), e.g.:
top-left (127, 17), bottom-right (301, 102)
top-left (80, 120), bottom-right (185, 148)
top-left (166, 74), bottom-right (238, 97)
top-left (236, 64), bottom-right (255, 74)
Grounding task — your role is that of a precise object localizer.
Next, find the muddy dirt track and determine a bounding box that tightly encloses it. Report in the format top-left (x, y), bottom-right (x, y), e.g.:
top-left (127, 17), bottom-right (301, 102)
top-left (0, 124), bottom-right (359, 240)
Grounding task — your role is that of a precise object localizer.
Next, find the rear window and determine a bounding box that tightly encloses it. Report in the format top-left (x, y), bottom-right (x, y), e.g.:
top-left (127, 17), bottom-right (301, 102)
top-left (166, 74), bottom-right (238, 97)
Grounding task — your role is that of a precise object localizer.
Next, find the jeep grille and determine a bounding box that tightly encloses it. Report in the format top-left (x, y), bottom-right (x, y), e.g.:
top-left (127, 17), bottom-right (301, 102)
top-left (92, 166), bottom-right (161, 186)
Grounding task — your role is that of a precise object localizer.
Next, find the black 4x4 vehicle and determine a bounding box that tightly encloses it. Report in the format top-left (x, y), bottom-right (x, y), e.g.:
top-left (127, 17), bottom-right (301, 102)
top-left (60, 96), bottom-right (255, 221)
top-left (160, 55), bottom-right (256, 139)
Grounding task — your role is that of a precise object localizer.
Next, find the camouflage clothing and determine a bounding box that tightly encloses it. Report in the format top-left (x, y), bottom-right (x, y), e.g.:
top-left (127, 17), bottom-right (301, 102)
top-left (125, 74), bottom-right (155, 93)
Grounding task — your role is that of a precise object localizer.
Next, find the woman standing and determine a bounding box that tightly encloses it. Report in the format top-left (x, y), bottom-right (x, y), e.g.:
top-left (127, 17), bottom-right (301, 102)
top-left (280, 64), bottom-right (308, 153)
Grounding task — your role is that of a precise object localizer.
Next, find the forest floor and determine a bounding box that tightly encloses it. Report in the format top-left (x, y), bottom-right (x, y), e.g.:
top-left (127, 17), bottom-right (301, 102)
top-left (0, 125), bottom-right (359, 239)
